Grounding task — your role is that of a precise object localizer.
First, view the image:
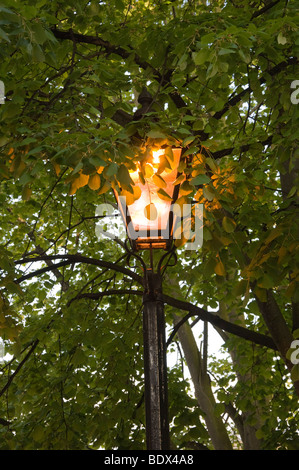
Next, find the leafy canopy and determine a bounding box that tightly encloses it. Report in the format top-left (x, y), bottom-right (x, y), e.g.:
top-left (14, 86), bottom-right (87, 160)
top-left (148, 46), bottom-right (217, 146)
top-left (0, 0), bottom-right (298, 450)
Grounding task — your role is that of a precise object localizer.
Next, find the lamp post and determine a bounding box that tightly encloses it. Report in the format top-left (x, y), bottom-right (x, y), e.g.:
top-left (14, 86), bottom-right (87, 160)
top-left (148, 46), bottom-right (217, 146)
top-left (114, 145), bottom-right (183, 450)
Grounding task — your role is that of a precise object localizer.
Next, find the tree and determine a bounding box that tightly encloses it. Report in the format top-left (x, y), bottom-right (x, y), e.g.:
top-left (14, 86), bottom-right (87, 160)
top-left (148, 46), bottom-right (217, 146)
top-left (0, 0), bottom-right (298, 450)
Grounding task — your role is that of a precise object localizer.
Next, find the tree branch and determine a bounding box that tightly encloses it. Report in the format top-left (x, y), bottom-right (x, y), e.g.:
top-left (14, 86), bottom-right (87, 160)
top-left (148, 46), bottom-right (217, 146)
top-left (15, 254), bottom-right (143, 285)
top-left (51, 28), bottom-right (160, 80)
top-left (213, 57), bottom-right (298, 121)
top-left (163, 295), bottom-right (278, 351)
top-left (0, 340), bottom-right (39, 400)
top-left (213, 135), bottom-right (273, 160)
top-left (57, 284), bottom-right (278, 351)
top-left (250, 0), bottom-right (280, 20)
top-left (67, 288), bottom-right (143, 306)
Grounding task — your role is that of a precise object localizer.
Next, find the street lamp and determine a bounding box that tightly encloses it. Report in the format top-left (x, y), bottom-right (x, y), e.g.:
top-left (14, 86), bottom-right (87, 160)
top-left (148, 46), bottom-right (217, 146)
top-left (115, 146), bottom-right (182, 251)
top-left (113, 145), bottom-right (183, 450)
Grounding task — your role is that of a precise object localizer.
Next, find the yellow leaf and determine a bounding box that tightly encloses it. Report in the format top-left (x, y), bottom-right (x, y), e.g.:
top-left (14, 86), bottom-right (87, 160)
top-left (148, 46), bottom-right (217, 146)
top-left (138, 171), bottom-right (145, 185)
top-left (52, 161), bottom-right (61, 176)
top-left (120, 185), bottom-right (141, 205)
top-left (157, 188), bottom-right (172, 201)
top-left (144, 163), bottom-right (154, 179)
top-left (144, 203), bottom-right (158, 220)
top-left (152, 173), bottom-right (167, 189)
top-left (77, 172), bottom-right (89, 188)
top-left (96, 166), bottom-right (104, 174)
top-left (193, 153), bottom-right (206, 165)
top-left (11, 157), bottom-right (26, 177)
top-left (88, 173), bottom-right (101, 190)
top-left (173, 174), bottom-right (185, 186)
top-left (98, 180), bottom-right (111, 195)
top-left (22, 186), bottom-right (32, 201)
top-left (69, 179), bottom-right (79, 195)
top-left (69, 172), bottom-right (89, 195)
top-left (174, 195), bottom-right (189, 208)
top-left (214, 259), bottom-right (226, 276)
top-left (179, 180), bottom-right (194, 196)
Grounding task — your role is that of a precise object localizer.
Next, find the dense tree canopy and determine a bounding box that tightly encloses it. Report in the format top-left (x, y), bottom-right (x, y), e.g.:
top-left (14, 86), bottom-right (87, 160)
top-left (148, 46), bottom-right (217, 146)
top-left (0, 0), bottom-right (298, 450)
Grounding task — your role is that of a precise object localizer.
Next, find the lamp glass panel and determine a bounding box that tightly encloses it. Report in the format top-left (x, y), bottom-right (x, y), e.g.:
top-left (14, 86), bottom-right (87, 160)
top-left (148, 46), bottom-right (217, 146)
top-left (127, 148), bottom-right (181, 235)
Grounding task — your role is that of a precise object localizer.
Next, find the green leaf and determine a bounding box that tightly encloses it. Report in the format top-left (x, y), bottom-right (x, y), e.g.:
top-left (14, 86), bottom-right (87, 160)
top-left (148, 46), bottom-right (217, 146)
top-left (214, 403), bottom-right (225, 417)
top-left (190, 174), bottom-right (210, 186)
top-left (291, 364), bottom-right (299, 382)
top-left (117, 164), bottom-right (134, 188)
top-left (104, 162), bottom-right (118, 179)
top-left (182, 146), bottom-right (198, 157)
top-left (31, 23), bottom-right (48, 45)
top-left (218, 48), bottom-right (236, 56)
top-left (222, 216), bottom-right (236, 233)
top-left (0, 27), bottom-right (10, 43)
top-left (238, 49), bottom-right (251, 64)
top-left (182, 136), bottom-right (196, 147)
top-left (146, 130), bottom-right (167, 139)
top-left (203, 186), bottom-right (215, 201)
top-left (205, 157), bottom-right (218, 173)
top-left (32, 424), bottom-right (45, 442)
top-left (192, 48), bottom-right (210, 65)
top-left (32, 43), bottom-right (45, 62)
top-left (255, 429), bottom-right (265, 440)
top-left (232, 279), bottom-right (248, 297)
top-left (277, 32), bottom-right (287, 45)
top-left (206, 62), bottom-right (218, 79)
top-left (254, 287), bottom-right (267, 302)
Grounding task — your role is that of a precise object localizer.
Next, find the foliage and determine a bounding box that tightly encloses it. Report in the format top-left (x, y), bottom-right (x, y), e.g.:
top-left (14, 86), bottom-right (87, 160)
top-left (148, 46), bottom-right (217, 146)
top-left (0, 0), bottom-right (298, 450)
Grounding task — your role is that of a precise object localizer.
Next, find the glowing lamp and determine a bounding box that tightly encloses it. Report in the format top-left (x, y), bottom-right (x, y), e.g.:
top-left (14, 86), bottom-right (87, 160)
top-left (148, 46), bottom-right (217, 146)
top-left (114, 147), bottom-right (182, 251)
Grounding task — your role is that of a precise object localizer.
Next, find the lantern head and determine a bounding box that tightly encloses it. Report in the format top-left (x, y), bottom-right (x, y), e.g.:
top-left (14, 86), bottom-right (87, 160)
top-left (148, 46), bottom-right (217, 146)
top-left (114, 147), bottom-right (182, 251)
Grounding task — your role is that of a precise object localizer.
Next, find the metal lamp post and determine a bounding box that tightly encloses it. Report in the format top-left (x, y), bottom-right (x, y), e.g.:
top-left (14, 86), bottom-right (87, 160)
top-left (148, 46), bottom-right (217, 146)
top-left (113, 145), bottom-right (183, 450)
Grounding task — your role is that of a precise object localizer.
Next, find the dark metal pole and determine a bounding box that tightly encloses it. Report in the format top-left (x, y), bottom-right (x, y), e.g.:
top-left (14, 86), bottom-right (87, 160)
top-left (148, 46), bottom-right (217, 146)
top-left (142, 268), bottom-right (170, 450)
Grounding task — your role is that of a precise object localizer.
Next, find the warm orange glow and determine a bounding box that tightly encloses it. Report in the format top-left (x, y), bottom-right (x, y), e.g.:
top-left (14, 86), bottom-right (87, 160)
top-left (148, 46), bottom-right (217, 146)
top-left (152, 149), bottom-right (164, 164)
top-left (115, 147), bottom-right (182, 250)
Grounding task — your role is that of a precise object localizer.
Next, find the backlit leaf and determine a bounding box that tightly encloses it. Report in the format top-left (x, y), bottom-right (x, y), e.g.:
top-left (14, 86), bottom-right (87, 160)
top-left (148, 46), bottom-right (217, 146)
top-left (88, 173), bottom-right (101, 190)
top-left (222, 216), bottom-right (236, 233)
top-left (152, 173), bottom-right (166, 189)
top-left (157, 188), bottom-right (172, 201)
top-left (215, 259), bottom-right (226, 276)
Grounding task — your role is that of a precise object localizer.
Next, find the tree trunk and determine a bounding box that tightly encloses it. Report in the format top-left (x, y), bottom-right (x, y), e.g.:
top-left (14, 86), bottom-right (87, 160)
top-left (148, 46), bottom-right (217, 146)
top-left (173, 313), bottom-right (233, 450)
top-left (218, 302), bottom-right (262, 450)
